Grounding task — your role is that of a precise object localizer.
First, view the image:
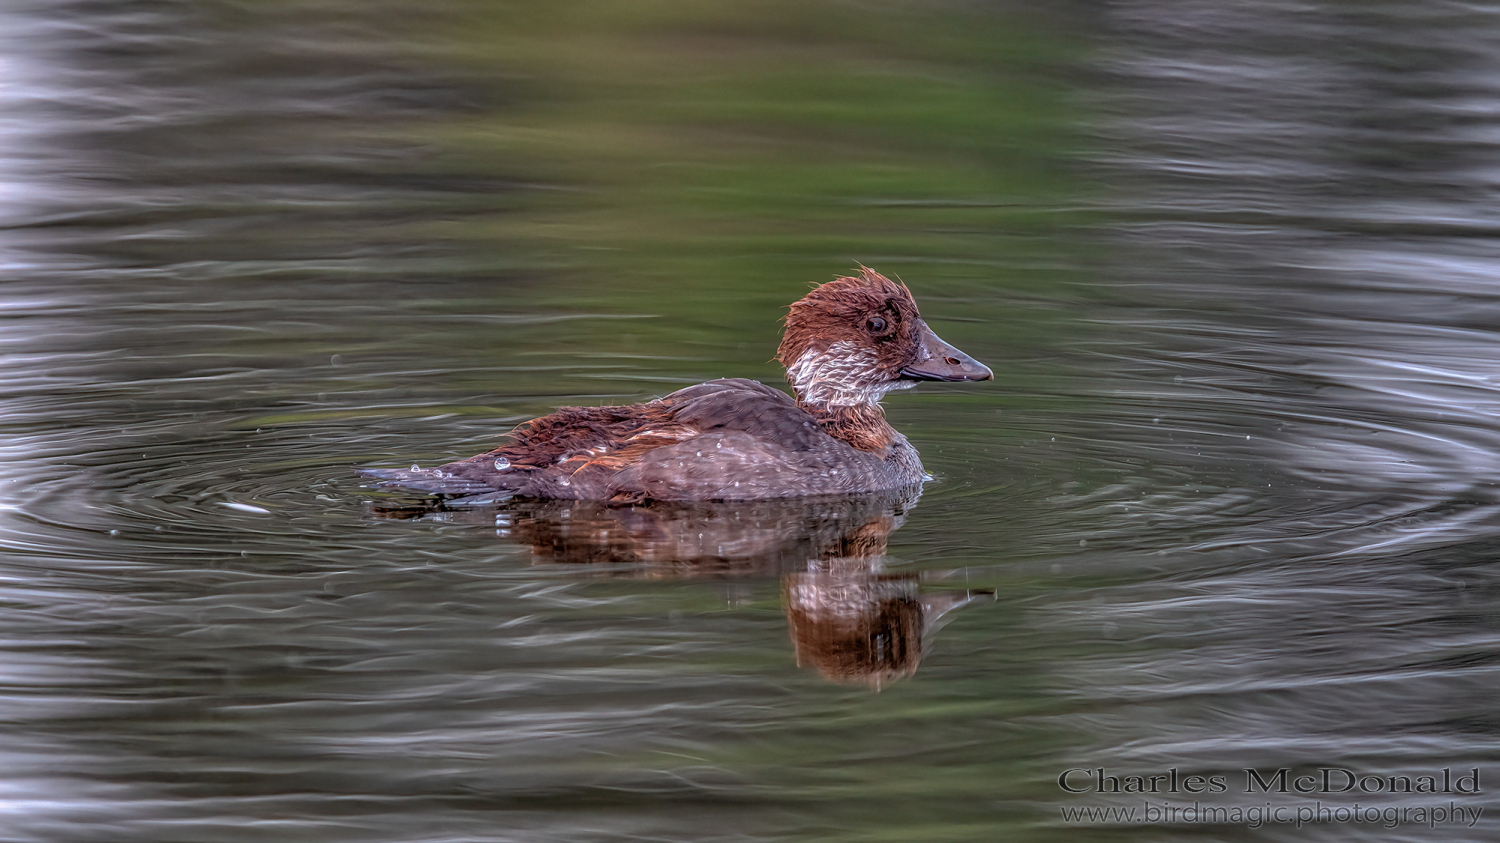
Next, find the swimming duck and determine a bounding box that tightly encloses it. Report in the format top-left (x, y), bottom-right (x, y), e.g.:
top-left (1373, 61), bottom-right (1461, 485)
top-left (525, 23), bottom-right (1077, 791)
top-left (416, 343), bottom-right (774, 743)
top-left (367, 267), bottom-right (991, 502)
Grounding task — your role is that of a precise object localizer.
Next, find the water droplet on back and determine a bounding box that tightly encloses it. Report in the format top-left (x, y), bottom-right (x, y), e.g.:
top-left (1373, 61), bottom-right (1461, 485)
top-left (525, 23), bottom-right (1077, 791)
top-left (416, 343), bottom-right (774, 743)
top-left (493, 457), bottom-right (510, 471)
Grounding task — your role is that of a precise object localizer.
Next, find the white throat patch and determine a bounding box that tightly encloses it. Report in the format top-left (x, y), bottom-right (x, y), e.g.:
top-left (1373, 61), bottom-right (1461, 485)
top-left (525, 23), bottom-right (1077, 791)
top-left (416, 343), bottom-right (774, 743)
top-left (787, 341), bottom-right (912, 408)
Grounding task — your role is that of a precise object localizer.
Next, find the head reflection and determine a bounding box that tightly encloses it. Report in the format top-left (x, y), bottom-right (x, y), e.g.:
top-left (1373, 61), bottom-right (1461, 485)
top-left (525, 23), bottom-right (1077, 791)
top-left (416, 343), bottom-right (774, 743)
top-left (783, 567), bottom-right (923, 687)
top-left (372, 487), bottom-right (990, 686)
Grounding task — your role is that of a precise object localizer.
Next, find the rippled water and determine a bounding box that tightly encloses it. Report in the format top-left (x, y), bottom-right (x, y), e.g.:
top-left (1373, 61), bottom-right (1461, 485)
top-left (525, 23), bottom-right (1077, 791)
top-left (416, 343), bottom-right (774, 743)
top-left (2, 1), bottom-right (1498, 841)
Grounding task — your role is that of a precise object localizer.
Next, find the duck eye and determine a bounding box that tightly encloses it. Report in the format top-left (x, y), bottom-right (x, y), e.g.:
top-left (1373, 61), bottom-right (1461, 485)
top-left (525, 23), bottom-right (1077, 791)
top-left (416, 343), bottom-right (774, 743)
top-left (866, 316), bottom-right (888, 334)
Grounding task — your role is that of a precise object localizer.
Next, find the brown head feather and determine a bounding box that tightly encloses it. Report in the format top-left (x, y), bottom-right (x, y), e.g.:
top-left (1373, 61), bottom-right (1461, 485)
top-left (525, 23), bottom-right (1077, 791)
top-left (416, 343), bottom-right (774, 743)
top-left (776, 267), bottom-right (922, 380)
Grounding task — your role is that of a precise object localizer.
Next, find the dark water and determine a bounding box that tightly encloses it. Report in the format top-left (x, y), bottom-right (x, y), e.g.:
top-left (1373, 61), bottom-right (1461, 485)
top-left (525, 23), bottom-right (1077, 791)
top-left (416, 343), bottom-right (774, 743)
top-left (2, 1), bottom-right (1499, 841)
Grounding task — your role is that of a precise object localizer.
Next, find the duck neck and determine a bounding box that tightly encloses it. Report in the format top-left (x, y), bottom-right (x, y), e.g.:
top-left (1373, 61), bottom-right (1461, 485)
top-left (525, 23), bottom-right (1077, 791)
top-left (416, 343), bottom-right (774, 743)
top-left (798, 399), bottom-right (898, 454)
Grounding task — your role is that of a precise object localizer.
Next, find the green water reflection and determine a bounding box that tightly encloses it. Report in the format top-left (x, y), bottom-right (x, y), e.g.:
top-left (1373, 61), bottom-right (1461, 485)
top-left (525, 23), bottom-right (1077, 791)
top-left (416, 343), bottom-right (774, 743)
top-left (379, 0), bottom-right (1085, 356)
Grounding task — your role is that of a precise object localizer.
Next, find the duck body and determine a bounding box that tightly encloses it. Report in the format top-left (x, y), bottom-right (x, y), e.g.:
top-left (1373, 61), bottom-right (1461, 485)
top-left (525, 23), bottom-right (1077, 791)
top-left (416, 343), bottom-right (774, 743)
top-left (367, 268), bottom-right (991, 503)
top-left (378, 378), bottom-right (924, 502)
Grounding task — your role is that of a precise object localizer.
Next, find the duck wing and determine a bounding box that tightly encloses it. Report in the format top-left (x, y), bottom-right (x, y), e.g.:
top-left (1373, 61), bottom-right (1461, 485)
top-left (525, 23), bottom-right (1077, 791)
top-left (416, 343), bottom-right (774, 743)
top-left (658, 378), bottom-right (827, 451)
top-left (606, 379), bottom-right (891, 501)
top-left (364, 378), bottom-right (854, 500)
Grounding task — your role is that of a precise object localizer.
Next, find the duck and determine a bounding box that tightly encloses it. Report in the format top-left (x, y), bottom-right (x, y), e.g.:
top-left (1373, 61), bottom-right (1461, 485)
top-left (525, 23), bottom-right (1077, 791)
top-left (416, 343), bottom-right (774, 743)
top-left (366, 267), bottom-right (992, 502)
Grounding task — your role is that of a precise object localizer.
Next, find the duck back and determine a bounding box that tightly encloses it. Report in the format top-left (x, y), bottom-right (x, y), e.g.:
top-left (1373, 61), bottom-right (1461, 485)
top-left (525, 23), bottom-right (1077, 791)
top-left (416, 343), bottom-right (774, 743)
top-left (370, 379), bottom-right (922, 502)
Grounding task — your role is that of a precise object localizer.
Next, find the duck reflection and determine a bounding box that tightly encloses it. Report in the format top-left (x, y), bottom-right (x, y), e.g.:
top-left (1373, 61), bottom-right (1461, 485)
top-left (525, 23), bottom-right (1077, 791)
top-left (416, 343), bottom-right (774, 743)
top-left (371, 488), bottom-right (991, 686)
top-left (783, 564), bottom-right (990, 688)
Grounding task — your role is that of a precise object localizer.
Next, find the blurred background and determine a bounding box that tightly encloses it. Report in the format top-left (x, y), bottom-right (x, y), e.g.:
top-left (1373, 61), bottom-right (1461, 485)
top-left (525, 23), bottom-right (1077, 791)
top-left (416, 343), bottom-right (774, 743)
top-left (1, 0), bottom-right (1499, 841)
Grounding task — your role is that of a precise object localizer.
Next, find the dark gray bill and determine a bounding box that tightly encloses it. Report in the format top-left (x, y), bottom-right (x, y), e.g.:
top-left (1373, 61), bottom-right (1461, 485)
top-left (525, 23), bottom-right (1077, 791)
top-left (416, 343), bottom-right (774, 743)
top-left (899, 321), bottom-right (993, 382)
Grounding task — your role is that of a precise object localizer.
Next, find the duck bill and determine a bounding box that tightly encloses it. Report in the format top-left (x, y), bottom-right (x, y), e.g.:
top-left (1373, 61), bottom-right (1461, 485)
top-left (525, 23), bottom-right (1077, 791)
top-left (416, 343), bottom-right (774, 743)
top-left (899, 321), bottom-right (993, 382)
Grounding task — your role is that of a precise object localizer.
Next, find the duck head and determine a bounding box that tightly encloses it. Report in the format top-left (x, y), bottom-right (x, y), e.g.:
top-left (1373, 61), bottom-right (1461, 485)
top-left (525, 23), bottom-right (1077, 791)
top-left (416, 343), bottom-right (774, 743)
top-left (775, 268), bottom-right (992, 409)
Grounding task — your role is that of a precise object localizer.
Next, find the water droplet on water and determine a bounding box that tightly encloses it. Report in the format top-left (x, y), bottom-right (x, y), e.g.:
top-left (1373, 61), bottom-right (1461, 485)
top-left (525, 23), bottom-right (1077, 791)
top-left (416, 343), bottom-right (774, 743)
top-left (493, 457), bottom-right (510, 471)
top-left (221, 501), bottom-right (272, 516)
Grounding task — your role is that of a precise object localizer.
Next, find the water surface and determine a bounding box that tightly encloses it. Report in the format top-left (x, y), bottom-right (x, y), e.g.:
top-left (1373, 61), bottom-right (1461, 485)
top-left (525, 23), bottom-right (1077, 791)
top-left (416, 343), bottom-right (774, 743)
top-left (1, 1), bottom-right (1498, 841)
